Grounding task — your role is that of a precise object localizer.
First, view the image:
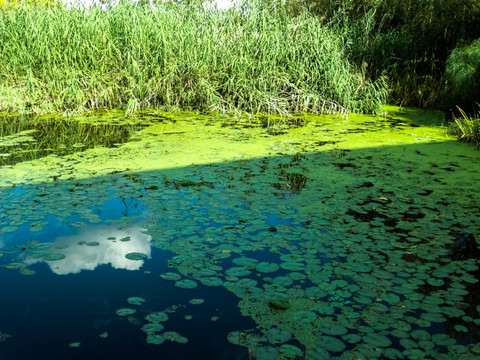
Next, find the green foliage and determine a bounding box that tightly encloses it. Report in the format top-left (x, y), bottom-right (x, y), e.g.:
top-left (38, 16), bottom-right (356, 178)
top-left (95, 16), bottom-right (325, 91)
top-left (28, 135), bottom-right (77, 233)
top-left (445, 39), bottom-right (480, 112)
top-left (450, 105), bottom-right (480, 148)
top-left (273, 0), bottom-right (480, 109)
top-left (0, 0), bottom-right (387, 115)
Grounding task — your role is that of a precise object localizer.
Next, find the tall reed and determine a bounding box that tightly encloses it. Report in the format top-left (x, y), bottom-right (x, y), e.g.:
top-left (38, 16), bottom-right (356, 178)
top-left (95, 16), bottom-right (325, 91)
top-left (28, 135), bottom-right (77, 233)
top-left (0, 0), bottom-right (387, 115)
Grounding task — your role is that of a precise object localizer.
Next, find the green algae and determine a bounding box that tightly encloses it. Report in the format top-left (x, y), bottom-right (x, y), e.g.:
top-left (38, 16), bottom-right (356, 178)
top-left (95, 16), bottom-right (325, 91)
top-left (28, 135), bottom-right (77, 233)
top-left (0, 107), bottom-right (480, 358)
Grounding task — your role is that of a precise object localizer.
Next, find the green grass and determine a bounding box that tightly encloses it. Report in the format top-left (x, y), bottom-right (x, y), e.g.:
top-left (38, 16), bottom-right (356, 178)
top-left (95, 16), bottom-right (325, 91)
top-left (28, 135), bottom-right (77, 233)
top-left (0, 0), bottom-right (387, 116)
top-left (451, 105), bottom-right (480, 148)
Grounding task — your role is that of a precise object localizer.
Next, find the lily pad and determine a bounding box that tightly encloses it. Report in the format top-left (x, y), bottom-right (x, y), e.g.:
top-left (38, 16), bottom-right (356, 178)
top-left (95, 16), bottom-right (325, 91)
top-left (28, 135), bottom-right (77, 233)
top-left (115, 308), bottom-right (136, 316)
top-left (363, 333), bottom-right (392, 347)
top-left (141, 323), bottom-right (164, 334)
top-left (225, 266), bottom-right (252, 277)
top-left (146, 334), bottom-right (164, 345)
top-left (256, 262), bottom-right (280, 273)
top-left (232, 257), bottom-right (258, 269)
top-left (44, 253), bottom-right (66, 261)
top-left (293, 310), bottom-right (317, 323)
top-left (280, 261), bottom-right (305, 271)
top-left (200, 277), bottom-right (223, 286)
top-left (163, 331), bottom-right (188, 344)
top-left (160, 272), bottom-right (182, 281)
top-left (254, 346), bottom-right (280, 360)
top-left (125, 252), bottom-right (148, 261)
top-left (319, 323), bottom-right (348, 336)
top-left (145, 311), bottom-right (168, 323)
top-left (127, 297), bottom-right (146, 306)
top-left (316, 335), bottom-right (346, 353)
top-left (279, 344), bottom-right (302, 357)
top-left (266, 328), bottom-right (292, 344)
top-left (175, 279), bottom-right (198, 289)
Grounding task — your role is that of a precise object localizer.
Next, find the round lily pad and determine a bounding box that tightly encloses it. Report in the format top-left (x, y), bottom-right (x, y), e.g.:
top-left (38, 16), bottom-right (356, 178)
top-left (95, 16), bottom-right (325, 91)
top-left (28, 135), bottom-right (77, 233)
top-left (411, 329), bottom-right (430, 341)
top-left (319, 323), bottom-right (348, 336)
top-left (125, 252), bottom-right (147, 261)
top-left (307, 347), bottom-right (330, 360)
top-left (175, 279), bottom-right (198, 289)
top-left (115, 308), bottom-right (136, 316)
top-left (127, 297), bottom-right (145, 306)
top-left (256, 262), bottom-right (280, 273)
top-left (383, 348), bottom-right (404, 359)
top-left (293, 310), bottom-right (317, 323)
top-left (316, 335), bottom-right (346, 353)
top-left (189, 298), bottom-right (205, 305)
top-left (146, 334), bottom-right (164, 345)
top-left (44, 253), bottom-right (66, 261)
top-left (225, 266), bottom-right (252, 277)
top-left (363, 333), bottom-right (392, 347)
top-left (266, 328), bottom-right (292, 344)
top-left (200, 277), bottom-right (223, 286)
top-left (254, 346), bottom-right (280, 360)
top-left (237, 278), bottom-right (258, 288)
top-left (272, 276), bottom-right (293, 287)
top-left (280, 261), bottom-right (305, 271)
top-left (342, 333), bottom-right (362, 344)
top-left (427, 278), bottom-right (445, 287)
top-left (232, 257), bottom-right (259, 269)
top-left (454, 324), bottom-right (468, 332)
top-left (160, 272), bottom-right (182, 281)
top-left (145, 311), bottom-right (168, 323)
top-left (279, 344), bottom-right (302, 357)
top-left (141, 323), bottom-right (164, 334)
top-left (163, 331), bottom-right (188, 344)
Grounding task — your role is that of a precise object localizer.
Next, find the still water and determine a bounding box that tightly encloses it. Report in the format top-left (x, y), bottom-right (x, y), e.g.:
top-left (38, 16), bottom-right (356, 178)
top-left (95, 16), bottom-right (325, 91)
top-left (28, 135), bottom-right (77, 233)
top-left (0, 108), bottom-right (479, 359)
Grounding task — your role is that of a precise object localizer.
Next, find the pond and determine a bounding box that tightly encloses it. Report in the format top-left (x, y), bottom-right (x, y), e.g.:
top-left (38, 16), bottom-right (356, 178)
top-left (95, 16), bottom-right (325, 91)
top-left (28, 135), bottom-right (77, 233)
top-left (0, 107), bottom-right (479, 360)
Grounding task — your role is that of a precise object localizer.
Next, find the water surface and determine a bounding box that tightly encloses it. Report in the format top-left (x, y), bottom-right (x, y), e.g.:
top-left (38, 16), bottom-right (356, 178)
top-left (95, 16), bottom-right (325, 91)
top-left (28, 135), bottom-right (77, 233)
top-left (1, 108), bottom-right (479, 359)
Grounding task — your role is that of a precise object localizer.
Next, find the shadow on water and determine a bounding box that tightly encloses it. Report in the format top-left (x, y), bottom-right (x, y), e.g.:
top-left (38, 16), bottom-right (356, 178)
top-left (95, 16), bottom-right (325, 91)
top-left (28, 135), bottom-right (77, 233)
top-left (0, 113), bottom-right (479, 360)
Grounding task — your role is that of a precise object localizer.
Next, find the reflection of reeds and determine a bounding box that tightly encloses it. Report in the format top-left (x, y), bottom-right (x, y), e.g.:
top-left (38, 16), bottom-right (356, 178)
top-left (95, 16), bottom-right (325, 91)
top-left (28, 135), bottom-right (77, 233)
top-left (453, 105), bottom-right (480, 147)
top-left (272, 171), bottom-right (308, 194)
top-left (0, 1), bottom-right (387, 116)
top-left (0, 115), bottom-right (137, 165)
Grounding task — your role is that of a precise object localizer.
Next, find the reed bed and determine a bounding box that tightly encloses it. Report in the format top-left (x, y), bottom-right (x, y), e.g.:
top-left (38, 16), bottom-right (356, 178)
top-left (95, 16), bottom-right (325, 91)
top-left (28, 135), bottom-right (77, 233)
top-left (0, 0), bottom-right (387, 115)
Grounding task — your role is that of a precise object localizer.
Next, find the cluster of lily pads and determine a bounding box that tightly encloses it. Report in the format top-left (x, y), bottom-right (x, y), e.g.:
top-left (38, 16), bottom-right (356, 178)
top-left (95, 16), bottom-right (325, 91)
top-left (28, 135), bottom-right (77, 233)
top-left (1, 111), bottom-right (479, 359)
top-left (115, 296), bottom-right (188, 346)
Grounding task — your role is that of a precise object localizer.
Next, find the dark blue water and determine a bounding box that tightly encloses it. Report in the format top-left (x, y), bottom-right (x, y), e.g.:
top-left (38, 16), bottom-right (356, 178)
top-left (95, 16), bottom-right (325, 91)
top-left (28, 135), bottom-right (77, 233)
top-left (0, 195), bottom-right (255, 360)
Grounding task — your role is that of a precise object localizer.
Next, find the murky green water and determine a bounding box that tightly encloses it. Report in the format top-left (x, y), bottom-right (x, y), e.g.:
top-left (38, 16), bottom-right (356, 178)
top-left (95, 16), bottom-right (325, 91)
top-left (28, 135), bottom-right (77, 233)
top-left (0, 107), bottom-right (479, 359)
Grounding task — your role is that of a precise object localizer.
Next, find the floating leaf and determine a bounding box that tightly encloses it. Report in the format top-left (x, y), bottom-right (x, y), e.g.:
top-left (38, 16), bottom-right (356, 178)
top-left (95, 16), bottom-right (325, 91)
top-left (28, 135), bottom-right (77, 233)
top-left (127, 297), bottom-right (145, 306)
top-left (256, 262), bottom-right (280, 273)
top-left (319, 323), bottom-right (348, 336)
top-left (316, 335), bottom-right (346, 353)
top-left (146, 334), bottom-right (164, 345)
top-left (160, 272), bottom-right (182, 281)
top-left (125, 252), bottom-right (147, 261)
top-left (363, 333), bottom-right (392, 347)
top-left (279, 344), bottom-right (302, 357)
top-left (145, 311), bottom-right (168, 323)
top-left (115, 308), bottom-right (136, 316)
top-left (175, 279), bottom-right (198, 289)
top-left (266, 328), bottom-right (291, 344)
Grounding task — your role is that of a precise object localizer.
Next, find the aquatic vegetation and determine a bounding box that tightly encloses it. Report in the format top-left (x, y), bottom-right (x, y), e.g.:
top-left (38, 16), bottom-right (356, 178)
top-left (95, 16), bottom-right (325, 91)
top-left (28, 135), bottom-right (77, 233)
top-left (451, 105), bottom-right (480, 147)
top-left (0, 108), bottom-right (479, 359)
top-left (115, 308), bottom-right (136, 316)
top-left (127, 297), bottom-right (146, 306)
